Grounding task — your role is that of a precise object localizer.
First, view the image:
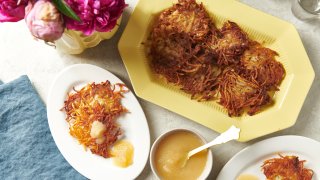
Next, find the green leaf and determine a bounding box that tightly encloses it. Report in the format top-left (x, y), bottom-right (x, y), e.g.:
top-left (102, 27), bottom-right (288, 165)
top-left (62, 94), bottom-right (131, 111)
top-left (52, 0), bottom-right (81, 22)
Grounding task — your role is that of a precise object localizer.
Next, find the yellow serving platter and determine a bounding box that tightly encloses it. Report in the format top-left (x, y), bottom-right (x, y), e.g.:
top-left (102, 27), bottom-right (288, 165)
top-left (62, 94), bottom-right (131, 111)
top-left (118, 0), bottom-right (314, 142)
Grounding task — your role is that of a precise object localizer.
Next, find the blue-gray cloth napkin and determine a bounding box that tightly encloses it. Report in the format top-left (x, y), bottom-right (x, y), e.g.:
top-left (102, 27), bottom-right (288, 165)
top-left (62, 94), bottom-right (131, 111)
top-left (0, 76), bottom-right (85, 180)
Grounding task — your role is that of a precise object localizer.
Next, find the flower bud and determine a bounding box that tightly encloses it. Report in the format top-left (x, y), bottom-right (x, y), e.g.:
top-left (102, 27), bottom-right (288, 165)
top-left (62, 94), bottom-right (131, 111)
top-left (25, 0), bottom-right (64, 42)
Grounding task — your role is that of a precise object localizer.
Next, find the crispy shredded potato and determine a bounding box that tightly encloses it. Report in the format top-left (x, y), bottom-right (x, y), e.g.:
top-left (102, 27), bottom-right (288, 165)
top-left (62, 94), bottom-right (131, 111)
top-left (209, 21), bottom-right (249, 66)
top-left (262, 155), bottom-right (313, 180)
top-left (149, 0), bottom-right (221, 100)
top-left (148, 0), bottom-right (285, 116)
top-left (62, 81), bottom-right (128, 158)
top-left (154, 0), bottom-right (216, 41)
top-left (217, 68), bottom-right (270, 116)
top-left (240, 41), bottom-right (285, 90)
top-left (150, 31), bottom-right (221, 100)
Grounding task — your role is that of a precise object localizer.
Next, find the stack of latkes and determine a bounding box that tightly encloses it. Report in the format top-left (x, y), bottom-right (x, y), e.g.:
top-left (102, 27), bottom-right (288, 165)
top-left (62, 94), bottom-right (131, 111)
top-left (148, 0), bottom-right (285, 116)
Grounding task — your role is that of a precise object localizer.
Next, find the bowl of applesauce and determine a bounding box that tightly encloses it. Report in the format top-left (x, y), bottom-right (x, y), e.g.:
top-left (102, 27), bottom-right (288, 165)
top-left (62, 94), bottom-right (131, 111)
top-left (150, 129), bottom-right (213, 180)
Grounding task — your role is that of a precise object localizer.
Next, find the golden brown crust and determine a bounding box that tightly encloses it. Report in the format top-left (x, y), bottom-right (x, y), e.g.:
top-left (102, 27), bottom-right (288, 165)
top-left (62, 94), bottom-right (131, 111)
top-left (149, 0), bottom-right (220, 100)
top-left (240, 41), bottom-right (285, 90)
top-left (150, 31), bottom-right (220, 100)
top-left (208, 21), bottom-right (249, 66)
top-left (154, 0), bottom-right (216, 41)
top-left (217, 68), bottom-right (270, 116)
top-left (262, 155), bottom-right (313, 180)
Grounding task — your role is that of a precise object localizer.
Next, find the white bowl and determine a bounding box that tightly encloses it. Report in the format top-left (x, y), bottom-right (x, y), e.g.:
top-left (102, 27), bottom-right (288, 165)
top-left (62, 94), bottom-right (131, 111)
top-left (150, 129), bottom-right (213, 179)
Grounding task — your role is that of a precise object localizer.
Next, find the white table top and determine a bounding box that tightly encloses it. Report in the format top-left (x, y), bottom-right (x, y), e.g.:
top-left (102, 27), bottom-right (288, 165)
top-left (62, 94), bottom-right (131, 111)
top-left (1, 0), bottom-right (319, 179)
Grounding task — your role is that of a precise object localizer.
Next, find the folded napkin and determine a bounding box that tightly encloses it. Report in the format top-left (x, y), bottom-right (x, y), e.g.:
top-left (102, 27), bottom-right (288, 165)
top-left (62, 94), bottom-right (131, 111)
top-left (0, 76), bottom-right (85, 180)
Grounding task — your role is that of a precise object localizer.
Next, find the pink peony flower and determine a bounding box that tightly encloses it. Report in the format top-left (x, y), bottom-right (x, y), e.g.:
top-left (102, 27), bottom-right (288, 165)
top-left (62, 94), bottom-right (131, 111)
top-left (64, 0), bottom-right (127, 35)
top-left (25, 0), bottom-right (64, 42)
top-left (0, 0), bottom-right (29, 22)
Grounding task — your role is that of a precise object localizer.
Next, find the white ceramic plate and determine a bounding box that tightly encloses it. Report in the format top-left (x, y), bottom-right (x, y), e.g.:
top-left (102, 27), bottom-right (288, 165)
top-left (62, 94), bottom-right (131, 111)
top-left (47, 64), bottom-right (150, 180)
top-left (217, 136), bottom-right (320, 180)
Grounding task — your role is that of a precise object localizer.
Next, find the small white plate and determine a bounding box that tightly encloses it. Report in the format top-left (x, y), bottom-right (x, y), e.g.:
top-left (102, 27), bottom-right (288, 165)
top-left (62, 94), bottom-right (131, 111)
top-left (217, 135), bottom-right (320, 180)
top-left (47, 64), bottom-right (150, 180)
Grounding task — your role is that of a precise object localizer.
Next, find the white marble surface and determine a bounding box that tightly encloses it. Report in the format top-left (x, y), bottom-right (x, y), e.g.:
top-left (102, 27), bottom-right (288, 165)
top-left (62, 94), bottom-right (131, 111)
top-left (0, 0), bottom-right (319, 179)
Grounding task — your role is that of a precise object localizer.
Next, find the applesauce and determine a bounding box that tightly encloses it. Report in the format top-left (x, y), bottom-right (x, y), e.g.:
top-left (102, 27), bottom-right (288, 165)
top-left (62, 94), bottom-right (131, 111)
top-left (154, 131), bottom-right (208, 180)
top-left (237, 174), bottom-right (259, 180)
top-left (110, 140), bottom-right (134, 168)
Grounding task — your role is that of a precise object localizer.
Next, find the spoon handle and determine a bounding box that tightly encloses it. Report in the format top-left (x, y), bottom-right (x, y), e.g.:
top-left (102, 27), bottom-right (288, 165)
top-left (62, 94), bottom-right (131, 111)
top-left (187, 126), bottom-right (240, 158)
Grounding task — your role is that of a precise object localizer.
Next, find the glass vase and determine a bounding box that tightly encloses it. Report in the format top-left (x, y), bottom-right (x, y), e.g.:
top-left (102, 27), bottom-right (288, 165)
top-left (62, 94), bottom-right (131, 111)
top-left (55, 17), bottom-right (121, 54)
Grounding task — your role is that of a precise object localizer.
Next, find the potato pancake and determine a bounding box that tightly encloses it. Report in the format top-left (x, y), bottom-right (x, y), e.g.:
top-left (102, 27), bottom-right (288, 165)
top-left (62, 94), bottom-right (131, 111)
top-left (262, 155), bottom-right (313, 180)
top-left (148, 0), bottom-right (285, 116)
top-left (240, 41), bottom-right (285, 90)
